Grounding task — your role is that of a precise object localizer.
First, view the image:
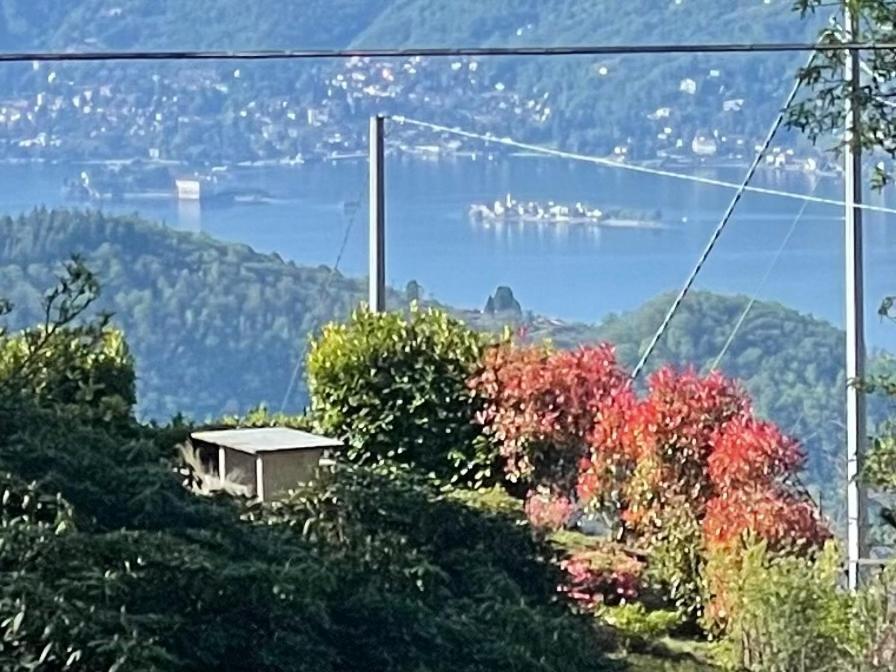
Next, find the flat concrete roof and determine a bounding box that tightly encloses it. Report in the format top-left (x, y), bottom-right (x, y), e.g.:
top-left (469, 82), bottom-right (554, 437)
top-left (190, 427), bottom-right (342, 455)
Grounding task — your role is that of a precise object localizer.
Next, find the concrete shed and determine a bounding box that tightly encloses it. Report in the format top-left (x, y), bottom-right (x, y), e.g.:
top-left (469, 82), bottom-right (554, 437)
top-left (190, 427), bottom-right (342, 501)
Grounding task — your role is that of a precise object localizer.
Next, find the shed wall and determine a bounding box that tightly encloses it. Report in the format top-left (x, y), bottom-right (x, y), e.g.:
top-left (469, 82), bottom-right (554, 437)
top-left (223, 447), bottom-right (257, 496)
top-left (261, 449), bottom-right (324, 499)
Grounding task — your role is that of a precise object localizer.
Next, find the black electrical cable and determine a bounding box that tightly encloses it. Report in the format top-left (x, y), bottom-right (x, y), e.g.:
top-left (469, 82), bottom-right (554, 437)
top-left (0, 41), bottom-right (894, 63)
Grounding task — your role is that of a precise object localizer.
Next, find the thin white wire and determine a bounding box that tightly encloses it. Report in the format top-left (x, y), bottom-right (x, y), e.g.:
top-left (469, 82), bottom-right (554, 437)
top-left (392, 115), bottom-right (896, 217)
top-left (277, 171), bottom-right (367, 414)
top-left (629, 50), bottom-right (810, 381)
top-left (708, 195), bottom-right (813, 372)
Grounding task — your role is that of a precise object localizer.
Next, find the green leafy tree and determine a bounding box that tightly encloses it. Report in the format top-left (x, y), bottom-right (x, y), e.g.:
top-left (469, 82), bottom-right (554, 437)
top-left (0, 256), bottom-right (135, 424)
top-left (0, 267), bottom-right (617, 671)
top-left (308, 305), bottom-right (495, 485)
top-left (789, 0), bottom-right (896, 187)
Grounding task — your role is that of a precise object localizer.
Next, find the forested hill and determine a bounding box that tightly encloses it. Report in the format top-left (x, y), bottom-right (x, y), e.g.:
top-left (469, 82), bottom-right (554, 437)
top-left (0, 1), bottom-right (822, 162)
top-left (0, 209), bottom-right (854, 504)
top-left (0, 208), bottom-right (375, 419)
top-left (0, 0), bottom-right (379, 51)
top-left (0, 1), bottom-right (813, 51)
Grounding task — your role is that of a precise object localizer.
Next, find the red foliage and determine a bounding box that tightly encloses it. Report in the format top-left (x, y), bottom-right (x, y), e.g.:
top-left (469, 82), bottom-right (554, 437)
top-left (472, 354), bottom-right (831, 623)
top-left (471, 343), bottom-right (631, 495)
top-left (524, 489), bottom-right (574, 531)
top-left (558, 551), bottom-right (643, 609)
top-left (703, 487), bottom-right (829, 551)
top-left (576, 388), bottom-right (638, 508)
top-left (623, 368), bottom-right (747, 490)
top-left (708, 415), bottom-right (804, 491)
top-left (580, 367), bottom-right (748, 530)
top-left (703, 414), bottom-right (828, 551)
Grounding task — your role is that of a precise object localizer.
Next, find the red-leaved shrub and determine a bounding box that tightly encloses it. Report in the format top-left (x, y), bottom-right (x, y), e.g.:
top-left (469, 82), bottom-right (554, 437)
top-left (558, 550), bottom-right (643, 610)
top-left (524, 489), bottom-right (575, 530)
top-left (471, 343), bottom-right (631, 500)
top-left (473, 355), bottom-right (830, 625)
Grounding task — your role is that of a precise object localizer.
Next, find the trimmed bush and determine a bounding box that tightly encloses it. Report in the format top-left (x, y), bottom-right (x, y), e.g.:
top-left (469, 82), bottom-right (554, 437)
top-left (308, 306), bottom-right (493, 484)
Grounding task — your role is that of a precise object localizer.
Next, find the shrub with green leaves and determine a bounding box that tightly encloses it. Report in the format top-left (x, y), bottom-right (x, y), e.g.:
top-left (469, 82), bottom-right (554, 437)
top-left (710, 540), bottom-right (855, 671)
top-left (261, 462), bottom-right (617, 671)
top-left (0, 257), bottom-right (135, 424)
top-left (1, 268), bottom-right (617, 672)
top-left (307, 306), bottom-right (494, 484)
top-left (598, 603), bottom-right (682, 652)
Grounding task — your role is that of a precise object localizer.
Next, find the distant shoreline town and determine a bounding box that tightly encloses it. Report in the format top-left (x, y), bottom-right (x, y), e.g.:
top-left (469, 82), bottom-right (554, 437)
top-left (0, 143), bottom-right (842, 174)
top-left (0, 52), bottom-right (843, 175)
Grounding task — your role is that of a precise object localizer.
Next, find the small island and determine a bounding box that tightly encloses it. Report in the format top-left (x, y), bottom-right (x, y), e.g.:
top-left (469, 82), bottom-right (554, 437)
top-left (469, 194), bottom-right (664, 229)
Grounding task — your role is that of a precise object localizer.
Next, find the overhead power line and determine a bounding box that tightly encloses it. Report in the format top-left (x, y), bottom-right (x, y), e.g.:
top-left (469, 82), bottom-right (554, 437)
top-left (392, 116), bottom-right (896, 217)
top-left (628, 55), bottom-right (811, 380)
top-left (707, 192), bottom-right (813, 373)
top-left (1, 41), bottom-right (896, 63)
top-left (278, 169), bottom-right (368, 414)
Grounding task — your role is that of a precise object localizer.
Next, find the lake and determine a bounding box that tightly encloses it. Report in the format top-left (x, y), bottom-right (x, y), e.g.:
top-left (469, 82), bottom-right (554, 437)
top-left (4, 156), bottom-right (896, 348)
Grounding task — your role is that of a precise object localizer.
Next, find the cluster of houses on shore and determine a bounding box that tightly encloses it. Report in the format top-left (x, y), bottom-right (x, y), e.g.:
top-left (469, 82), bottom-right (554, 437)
top-left (0, 55), bottom-right (834, 171)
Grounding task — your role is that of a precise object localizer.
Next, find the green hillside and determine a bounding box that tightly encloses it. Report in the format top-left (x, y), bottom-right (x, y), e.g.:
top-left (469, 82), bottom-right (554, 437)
top-left (0, 208), bottom-right (376, 419)
top-left (1, 0), bottom-right (814, 51)
top-left (0, 1), bottom-right (824, 161)
top-left (353, 1), bottom-right (810, 48)
top-left (0, 209), bottom-right (854, 514)
top-left (0, 0), bottom-right (383, 50)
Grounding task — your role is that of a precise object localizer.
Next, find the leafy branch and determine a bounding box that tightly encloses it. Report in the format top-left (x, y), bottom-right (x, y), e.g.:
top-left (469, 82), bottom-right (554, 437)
top-left (788, 0), bottom-right (896, 188)
top-left (0, 256), bottom-right (106, 400)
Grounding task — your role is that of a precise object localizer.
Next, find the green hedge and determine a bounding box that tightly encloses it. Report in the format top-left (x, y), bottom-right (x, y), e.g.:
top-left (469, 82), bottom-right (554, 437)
top-left (307, 306), bottom-right (495, 485)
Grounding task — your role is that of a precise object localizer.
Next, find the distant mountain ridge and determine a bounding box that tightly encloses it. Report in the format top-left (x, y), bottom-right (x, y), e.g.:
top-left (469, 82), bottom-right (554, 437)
top-left (0, 1), bottom-right (816, 52)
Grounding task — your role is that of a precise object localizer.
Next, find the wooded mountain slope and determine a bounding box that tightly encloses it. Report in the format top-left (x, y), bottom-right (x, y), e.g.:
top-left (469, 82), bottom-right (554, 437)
top-left (0, 209), bottom-right (855, 514)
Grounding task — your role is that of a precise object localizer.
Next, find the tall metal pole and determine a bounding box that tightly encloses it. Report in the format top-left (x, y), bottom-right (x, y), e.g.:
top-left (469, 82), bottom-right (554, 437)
top-left (844, 1), bottom-right (867, 591)
top-left (369, 115), bottom-right (386, 312)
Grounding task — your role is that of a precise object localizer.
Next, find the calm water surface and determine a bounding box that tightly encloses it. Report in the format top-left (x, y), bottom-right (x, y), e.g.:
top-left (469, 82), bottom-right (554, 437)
top-left (4, 157), bottom-right (896, 347)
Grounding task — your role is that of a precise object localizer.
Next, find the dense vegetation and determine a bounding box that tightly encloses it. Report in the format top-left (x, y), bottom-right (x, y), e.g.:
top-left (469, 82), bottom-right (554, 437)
top-left (0, 208), bottom-right (374, 418)
top-left (0, 0), bottom-right (378, 51)
top-left (0, 263), bottom-right (621, 671)
top-left (308, 306), bottom-right (494, 485)
top-left (470, 341), bottom-right (829, 624)
top-left (304, 304), bottom-right (896, 670)
top-left (0, 209), bottom-right (858, 515)
top-left (3, 254), bottom-right (893, 670)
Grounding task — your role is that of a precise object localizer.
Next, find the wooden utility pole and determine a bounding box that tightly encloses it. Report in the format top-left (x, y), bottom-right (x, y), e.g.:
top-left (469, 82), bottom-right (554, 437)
top-left (844, 1), bottom-right (867, 591)
top-left (369, 115), bottom-right (386, 312)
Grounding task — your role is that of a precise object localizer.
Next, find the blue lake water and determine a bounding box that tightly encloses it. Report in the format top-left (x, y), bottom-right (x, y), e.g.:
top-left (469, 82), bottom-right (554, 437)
top-left (4, 156), bottom-right (896, 348)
